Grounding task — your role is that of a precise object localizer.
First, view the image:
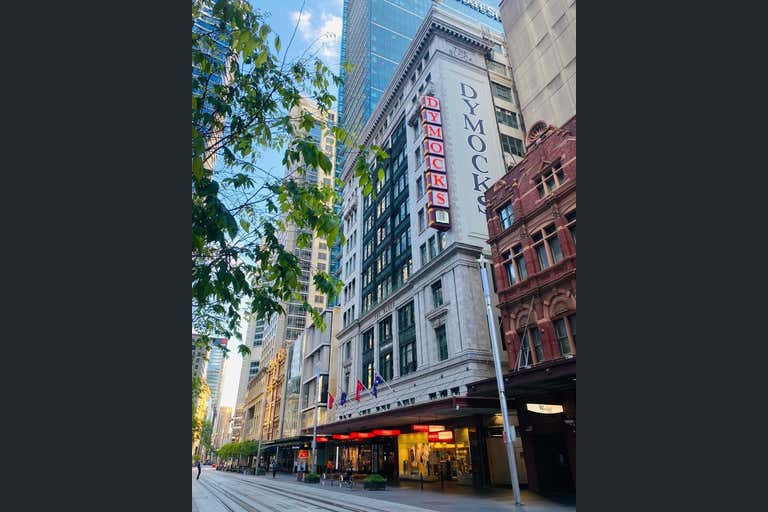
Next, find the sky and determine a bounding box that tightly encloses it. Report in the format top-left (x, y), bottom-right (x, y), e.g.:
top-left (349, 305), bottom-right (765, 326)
top-left (217, 0), bottom-right (345, 411)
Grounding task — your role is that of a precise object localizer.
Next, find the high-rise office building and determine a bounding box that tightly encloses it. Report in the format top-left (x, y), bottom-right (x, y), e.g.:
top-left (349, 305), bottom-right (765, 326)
top-left (498, 0), bottom-right (576, 129)
top-left (205, 338), bottom-right (227, 423)
top-left (241, 98), bottom-right (337, 449)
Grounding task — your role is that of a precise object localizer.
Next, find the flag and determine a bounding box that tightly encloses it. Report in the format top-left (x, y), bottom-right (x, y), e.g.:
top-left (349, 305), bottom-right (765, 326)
top-left (372, 373), bottom-right (384, 398)
top-left (340, 391), bottom-right (347, 406)
top-left (327, 392), bottom-right (335, 410)
top-left (355, 380), bottom-right (365, 401)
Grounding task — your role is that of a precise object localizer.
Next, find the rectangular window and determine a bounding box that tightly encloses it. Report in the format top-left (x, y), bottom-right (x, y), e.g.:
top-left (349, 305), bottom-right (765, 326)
top-left (513, 244), bottom-right (527, 281)
top-left (503, 251), bottom-right (516, 286)
top-left (495, 107), bottom-right (518, 128)
top-left (531, 327), bottom-right (544, 362)
top-left (431, 280), bottom-right (443, 307)
top-left (318, 252), bottom-right (327, 260)
top-left (435, 325), bottom-right (448, 361)
top-left (568, 315), bottom-right (576, 347)
top-left (420, 243), bottom-right (428, 266)
top-left (545, 224), bottom-right (563, 264)
top-left (303, 382), bottom-right (311, 408)
top-left (361, 329), bottom-right (375, 388)
top-left (416, 176), bottom-right (424, 198)
top-left (344, 370), bottom-right (350, 394)
top-left (566, 210), bottom-right (576, 246)
top-left (398, 301), bottom-right (416, 375)
top-left (553, 318), bottom-right (573, 357)
top-left (319, 374), bottom-right (329, 404)
top-left (345, 341), bottom-right (351, 360)
top-left (428, 236), bottom-right (437, 258)
top-left (379, 350), bottom-right (393, 381)
top-left (498, 202), bottom-right (514, 230)
top-left (437, 231), bottom-right (447, 252)
top-left (418, 208), bottom-right (425, 231)
top-left (500, 134), bottom-right (525, 157)
top-left (379, 316), bottom-right (392, 346)
top-left (491, 82), bottom-right (512, 101)
top-left (534, 162), bottom-right (567, 197)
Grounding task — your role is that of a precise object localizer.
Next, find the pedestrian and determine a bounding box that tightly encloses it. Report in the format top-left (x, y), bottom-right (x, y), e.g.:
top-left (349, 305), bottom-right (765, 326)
top-left (196, 460), bottom-right (202, 480)
top-left (271, 461), bottom-right (277, 479)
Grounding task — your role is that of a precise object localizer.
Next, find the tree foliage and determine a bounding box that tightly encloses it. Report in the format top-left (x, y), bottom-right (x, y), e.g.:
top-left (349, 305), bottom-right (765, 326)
top-left (201, 419), bottom-right (214, 453)
top-left (216, 440), bottom-right (260, 460)
top-left (192, 0), bottom-right (385, 357)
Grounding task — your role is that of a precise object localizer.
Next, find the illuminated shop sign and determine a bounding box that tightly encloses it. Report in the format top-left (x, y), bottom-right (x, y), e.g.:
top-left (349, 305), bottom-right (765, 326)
top-left (412, 424), bottom-right (446, 433)
top-left (428, 430), bottom-right (455, 442)
top-left (525, 403), bottom-right (564, 414)
top-left (420, 95), bottom-right (451, 231)
top-left (372, 429), bottom-right (401, 436)
top-left (298, 450), bottom-right (309, 459)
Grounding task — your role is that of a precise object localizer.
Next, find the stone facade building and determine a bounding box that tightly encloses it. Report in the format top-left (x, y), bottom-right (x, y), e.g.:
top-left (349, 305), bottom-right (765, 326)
top-left (312, 6), bottom-right (530, 489)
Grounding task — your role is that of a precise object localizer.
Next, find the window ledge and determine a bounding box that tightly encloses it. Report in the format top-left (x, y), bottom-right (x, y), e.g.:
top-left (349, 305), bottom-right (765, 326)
top-left (426, 303), bottom-right (450, 321)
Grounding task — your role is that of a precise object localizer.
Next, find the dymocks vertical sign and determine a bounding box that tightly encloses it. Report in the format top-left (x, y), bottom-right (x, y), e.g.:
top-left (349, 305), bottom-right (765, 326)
top-left (420, 95), bottom-right (451, 231)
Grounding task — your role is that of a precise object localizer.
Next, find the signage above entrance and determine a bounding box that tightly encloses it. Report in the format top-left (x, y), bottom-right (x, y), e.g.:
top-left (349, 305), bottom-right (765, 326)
top-left (526, 403), bottom-right (564, 415)
top-left (412, 424), bottom-right (446, 433)
top-left (297, 450), bottom-right (309, 459)
top-left (428, 430), bottom-right (455, 442)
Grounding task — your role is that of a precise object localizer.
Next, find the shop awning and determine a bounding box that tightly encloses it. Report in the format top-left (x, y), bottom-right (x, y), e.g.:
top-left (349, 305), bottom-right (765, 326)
top-left (308, 396), bottom-right (504, 435)
top-left (467, 357), bottom-right (576, 398)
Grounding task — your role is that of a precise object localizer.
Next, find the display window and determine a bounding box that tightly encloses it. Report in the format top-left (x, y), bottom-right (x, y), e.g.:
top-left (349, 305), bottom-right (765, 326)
top-left (397, 427), bottom-right (472, 482)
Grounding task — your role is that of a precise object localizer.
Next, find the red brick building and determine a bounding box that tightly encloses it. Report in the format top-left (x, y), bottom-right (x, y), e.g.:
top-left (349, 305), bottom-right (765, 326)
top-left (470, 116), bottom-right (576, 494)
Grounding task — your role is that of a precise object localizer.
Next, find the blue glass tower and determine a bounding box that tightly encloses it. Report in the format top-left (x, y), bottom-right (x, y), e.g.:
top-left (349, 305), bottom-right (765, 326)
top-left (336, 0), bottom-right (502, 158)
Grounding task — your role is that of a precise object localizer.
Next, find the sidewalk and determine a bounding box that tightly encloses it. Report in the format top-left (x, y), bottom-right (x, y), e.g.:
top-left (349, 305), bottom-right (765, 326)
top-left (238, 471), bottom-right (576, 512)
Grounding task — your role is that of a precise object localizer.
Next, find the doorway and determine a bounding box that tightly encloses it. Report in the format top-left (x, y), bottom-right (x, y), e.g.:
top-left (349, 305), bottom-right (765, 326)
top-left (533, 433), bottom-right (573, 492)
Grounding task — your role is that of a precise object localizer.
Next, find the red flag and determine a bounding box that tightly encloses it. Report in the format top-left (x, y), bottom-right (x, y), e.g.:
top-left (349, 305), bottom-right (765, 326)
top-left (355, 380), bottom-right (365, 401)
top-left (327, 392), bottom-right (334, 410)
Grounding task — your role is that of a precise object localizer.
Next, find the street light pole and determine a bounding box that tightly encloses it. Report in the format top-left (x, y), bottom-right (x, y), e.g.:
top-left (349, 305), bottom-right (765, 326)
top-left (478, 254), bottom-right (523, 506)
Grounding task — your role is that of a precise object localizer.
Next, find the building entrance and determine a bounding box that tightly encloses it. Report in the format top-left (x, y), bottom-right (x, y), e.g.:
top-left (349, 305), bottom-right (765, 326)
top-left (533, 433), bottom-right (573, 492)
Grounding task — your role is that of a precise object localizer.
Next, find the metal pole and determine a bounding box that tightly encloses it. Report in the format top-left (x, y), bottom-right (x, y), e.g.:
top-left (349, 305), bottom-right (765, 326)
top-left (478, 254), bottom-right (523, 506)
top-left (311, 368), bottom-right (321, 473)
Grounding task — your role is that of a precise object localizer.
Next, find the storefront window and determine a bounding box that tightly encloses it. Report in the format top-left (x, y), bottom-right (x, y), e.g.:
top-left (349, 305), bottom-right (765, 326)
top-left (397, 428), bottom-right (473, 482)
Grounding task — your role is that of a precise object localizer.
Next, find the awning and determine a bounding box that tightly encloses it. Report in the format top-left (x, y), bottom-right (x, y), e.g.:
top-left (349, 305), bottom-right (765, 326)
top-left (308, 396), bottom-right (504, 435)
top-left (467, 357), bottom-right (576, 398)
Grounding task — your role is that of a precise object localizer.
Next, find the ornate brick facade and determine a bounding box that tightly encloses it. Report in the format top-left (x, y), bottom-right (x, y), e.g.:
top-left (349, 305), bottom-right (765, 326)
top-left (485, 116), bottom-right (576, 369)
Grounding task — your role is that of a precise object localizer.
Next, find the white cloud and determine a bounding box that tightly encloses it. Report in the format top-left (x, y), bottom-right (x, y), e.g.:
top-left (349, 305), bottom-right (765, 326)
top-left (288, 9), bottom-right (342, 63)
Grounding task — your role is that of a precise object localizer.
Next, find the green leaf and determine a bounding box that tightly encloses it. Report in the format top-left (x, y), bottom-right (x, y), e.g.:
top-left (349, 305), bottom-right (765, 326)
top-left (274, 35), bottom-right (281, 53)
top-left (239, 219), bottom-right (250, 232)
top-left (254, 50), bottom-right (267, 66)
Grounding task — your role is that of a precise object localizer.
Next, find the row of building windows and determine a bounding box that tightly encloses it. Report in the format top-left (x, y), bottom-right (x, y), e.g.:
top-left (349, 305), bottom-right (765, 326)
top-left (419, 231), bottom-right (448, 266)
top-left (501, 213), bottom-right (575, 288)
top-left (519, 314), bottom-right (576, 366)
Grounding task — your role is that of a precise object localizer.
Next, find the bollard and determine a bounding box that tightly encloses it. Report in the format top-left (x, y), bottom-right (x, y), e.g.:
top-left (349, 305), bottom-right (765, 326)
top-left (420, 472), bottom-right (423, 490)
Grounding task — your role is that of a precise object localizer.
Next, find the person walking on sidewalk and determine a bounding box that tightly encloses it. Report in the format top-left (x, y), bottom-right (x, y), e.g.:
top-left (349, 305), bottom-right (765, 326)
top-left (271, 461), bottom-right (277, 479)
top-left (196, 460), bottom-right (202, 480)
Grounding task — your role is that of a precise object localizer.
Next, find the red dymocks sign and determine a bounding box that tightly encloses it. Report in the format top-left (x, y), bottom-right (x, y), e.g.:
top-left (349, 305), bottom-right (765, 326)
top-left (420, 95), bottom-right (450, 231)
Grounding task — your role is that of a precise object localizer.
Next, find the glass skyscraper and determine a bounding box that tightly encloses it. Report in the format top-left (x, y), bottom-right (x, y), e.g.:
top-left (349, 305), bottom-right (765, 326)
top-left (337, 0), bottom-right (502, 157)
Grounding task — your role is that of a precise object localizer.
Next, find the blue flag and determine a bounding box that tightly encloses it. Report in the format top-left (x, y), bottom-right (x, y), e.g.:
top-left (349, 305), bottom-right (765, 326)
top-left (372, 373), bottom-right (384, 398)
top-left (340, 391), bottom-right (347, 406)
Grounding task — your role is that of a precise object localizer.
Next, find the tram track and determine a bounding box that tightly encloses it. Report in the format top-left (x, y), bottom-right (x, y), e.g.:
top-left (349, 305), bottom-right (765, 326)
top-left (212, 471), bottom-right (407, 512)
top-left (199, 476), bottom-right (286, 512)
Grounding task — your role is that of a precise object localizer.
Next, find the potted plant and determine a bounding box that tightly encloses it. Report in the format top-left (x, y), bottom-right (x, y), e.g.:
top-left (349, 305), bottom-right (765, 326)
top-left (363, 474), bottom-right (387, 490)
top-left (304, 472), bottom-right (321, 483)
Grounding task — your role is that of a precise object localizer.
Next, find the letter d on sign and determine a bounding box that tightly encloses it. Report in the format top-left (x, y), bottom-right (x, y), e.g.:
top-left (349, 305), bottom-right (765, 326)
top-left (460, 82), bottom-right (478, 99)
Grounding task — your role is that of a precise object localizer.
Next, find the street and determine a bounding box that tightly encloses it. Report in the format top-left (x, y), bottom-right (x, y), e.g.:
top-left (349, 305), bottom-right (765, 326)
top-left (192, 468), bottom-right (576, 512)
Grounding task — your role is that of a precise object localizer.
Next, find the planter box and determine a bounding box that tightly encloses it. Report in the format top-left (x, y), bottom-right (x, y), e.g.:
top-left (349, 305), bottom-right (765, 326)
top-left (304, 477), bottom-right (320, 483)
top-left (363, 481), bottom-right (386, 490)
